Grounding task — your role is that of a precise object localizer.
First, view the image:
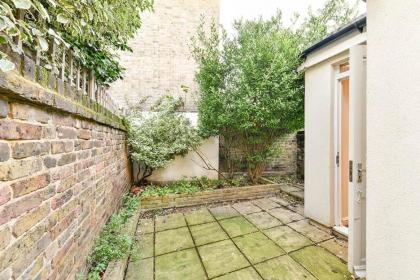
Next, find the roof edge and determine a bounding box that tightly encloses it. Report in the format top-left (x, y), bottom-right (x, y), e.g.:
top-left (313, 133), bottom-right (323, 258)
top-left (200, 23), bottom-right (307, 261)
top-left (301, 15), bottom-right (367, 58)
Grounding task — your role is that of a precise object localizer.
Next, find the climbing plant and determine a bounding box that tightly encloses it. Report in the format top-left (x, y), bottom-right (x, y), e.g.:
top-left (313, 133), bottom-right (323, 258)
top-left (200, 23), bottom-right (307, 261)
top-left (0, 0), bottom-right (153, 84)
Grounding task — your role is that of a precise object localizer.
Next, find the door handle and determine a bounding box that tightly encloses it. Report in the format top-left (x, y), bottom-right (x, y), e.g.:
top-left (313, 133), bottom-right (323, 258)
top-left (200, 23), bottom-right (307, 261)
top-left (357, 163), bottom-right (366, 183)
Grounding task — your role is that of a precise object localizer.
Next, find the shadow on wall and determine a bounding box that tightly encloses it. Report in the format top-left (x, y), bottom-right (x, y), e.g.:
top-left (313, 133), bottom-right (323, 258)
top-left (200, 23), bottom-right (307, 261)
top-left (219, 131), bottom-right (305, 180)
top-left (132, 137), bottom-right (220, 183)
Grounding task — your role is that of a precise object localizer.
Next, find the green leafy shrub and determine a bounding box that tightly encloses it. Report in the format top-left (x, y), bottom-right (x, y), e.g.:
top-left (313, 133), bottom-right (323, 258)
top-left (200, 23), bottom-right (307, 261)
top-left (191, 0), bottom-right (356, 183)
top-left (88, 194), bottom-right (139, 280)
top-left (140, 176), bottom-right (244, 198)
top-left (0, 0), bottom-right (153, 83)
top-left (125, 97), bottom-right (202, 183)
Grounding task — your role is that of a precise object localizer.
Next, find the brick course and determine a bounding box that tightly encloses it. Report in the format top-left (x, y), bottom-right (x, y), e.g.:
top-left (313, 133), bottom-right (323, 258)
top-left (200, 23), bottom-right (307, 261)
top-left (108, 0), bottom-right (219, 112)
top-left (0, 84), bottom-right (130, 279)
top-left (140, 184), bottom-right (284, 210)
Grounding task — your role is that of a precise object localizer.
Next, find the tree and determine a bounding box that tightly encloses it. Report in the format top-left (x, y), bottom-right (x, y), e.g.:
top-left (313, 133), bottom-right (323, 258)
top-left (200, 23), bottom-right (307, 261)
top-left (125, 96), bottom-right (201, 184)
top-left (192, 0), bottom-right (357, 183)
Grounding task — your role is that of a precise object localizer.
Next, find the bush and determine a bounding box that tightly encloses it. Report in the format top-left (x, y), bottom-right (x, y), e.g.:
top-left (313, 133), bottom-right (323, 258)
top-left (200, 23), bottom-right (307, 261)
top-left (191, 0), bottom-right (356, 183)
top-left (126, 97), bottom-right (202, 183)
top-left (140, 176), bottom-right (244, 197)
top-left (88, 194), bottom-right (140, 280)
top-left (0, 0), bottom-right (153, 84)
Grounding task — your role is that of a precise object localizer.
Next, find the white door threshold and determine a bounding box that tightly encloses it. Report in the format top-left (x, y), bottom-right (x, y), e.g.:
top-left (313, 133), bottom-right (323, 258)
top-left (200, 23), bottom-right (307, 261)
top-left (333, 226), bottom-right (349, 238)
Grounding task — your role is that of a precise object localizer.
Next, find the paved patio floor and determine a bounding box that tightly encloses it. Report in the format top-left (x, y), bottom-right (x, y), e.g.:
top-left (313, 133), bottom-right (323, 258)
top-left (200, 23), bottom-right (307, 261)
top-left (126, 197), bottom-right (350, 280)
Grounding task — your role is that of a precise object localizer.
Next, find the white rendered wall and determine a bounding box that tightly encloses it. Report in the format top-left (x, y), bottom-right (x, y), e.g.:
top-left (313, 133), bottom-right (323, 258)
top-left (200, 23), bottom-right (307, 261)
top-left (304, 58), bottom-right (336, 226)
top-left (148, 136), bottom-right (219, 182)
top-left (366, 1), bottom-right (420, 279)
top-left (133, 112), bottom-right (219, 182)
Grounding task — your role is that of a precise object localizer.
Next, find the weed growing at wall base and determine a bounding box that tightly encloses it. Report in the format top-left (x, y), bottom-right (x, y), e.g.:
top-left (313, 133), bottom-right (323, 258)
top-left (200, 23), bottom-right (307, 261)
top-left (87, 194), bottom-right (140, 280)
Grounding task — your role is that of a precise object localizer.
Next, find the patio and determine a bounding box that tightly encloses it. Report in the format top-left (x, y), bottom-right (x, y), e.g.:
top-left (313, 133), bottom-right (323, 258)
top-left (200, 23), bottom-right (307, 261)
top-left (125, 197), bottom-right (350, 280)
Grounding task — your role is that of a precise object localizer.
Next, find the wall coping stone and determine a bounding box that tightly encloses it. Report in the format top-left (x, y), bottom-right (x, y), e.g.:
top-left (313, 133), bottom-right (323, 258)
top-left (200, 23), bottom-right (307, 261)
top-left (140, 183), bottom-right (285, 210)
top-left (0, 60), bottom-right (125, 131)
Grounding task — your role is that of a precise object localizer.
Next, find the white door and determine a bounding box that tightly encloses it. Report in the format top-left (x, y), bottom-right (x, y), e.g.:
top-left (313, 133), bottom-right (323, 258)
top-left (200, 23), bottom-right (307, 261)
top-left (348, 45), bottom-right (367, 276)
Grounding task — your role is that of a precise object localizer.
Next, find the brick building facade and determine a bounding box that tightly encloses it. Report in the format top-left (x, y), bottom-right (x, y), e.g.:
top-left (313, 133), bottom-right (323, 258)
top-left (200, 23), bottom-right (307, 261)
top-left (109, 0), bottom-right (220, 112)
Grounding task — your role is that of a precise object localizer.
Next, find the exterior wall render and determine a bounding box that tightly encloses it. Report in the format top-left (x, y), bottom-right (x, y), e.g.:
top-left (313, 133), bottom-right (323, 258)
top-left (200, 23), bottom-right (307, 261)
top-left (366, 1), bottom-right (420, 279)
top-left (303, 29), bottom-right (366, 228)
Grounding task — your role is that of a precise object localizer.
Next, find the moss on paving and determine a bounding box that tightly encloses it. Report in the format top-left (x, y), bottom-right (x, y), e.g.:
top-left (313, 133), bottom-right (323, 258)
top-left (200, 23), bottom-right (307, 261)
top-left (290, 246), bottom-right (353, 280)
top-left (219, 216), bottom-right (258, 237)
top-left (125, 197), bottom-right (350, 280)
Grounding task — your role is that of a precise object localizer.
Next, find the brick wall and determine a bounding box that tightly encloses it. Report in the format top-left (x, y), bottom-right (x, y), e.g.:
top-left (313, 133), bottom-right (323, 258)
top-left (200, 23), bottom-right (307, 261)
top-left (108, 0), bottom-right (220, 112)
top-left (0, 53), bottom-right (131, 279)
top-left (220, 133), bottom-right (300, 178)
top-left (296, 130), bottom-right (304, 181)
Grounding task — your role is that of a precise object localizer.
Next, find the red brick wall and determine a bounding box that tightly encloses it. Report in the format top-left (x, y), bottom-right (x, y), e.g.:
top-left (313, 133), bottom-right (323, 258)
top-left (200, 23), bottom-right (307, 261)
top-left (0, 95), bottom-right (130, 278)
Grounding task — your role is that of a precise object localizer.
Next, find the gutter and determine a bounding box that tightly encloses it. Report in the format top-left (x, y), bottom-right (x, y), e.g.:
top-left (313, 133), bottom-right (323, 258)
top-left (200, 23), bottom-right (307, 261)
top-left (301, 15), bottom-right (367, 58)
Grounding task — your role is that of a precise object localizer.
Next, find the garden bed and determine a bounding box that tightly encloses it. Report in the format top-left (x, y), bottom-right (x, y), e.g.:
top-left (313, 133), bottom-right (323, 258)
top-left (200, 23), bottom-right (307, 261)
top-left (140, 182), bottom-right (285, 210)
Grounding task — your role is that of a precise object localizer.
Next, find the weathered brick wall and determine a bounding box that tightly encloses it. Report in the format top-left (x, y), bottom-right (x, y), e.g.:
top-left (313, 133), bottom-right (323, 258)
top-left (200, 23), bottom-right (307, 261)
top-left (296, 130), bottom-right (305, 181)
top-left (220, 133), bottom-right (299, 178)
top-left (108, 0), bottom-right (219, 112)
top-left (0, 55), bottom-right (131, 279)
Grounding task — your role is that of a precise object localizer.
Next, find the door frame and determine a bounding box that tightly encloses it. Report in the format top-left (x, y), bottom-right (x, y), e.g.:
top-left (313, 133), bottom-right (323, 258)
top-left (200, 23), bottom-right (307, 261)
top-left (347, 45), bottom-right (367, 275)
top-left (333, 64), bottom-right (350, 231)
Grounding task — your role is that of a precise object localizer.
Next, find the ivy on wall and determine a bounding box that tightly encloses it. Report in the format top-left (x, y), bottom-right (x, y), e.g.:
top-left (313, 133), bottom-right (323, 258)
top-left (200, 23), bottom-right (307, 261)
top-left (0, 0), bottom-right (153, 84)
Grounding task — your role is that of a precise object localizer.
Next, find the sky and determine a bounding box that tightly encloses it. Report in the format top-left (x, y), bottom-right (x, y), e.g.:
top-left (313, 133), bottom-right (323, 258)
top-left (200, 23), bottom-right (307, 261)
top-left (220, 0), bottom-right (366, 34)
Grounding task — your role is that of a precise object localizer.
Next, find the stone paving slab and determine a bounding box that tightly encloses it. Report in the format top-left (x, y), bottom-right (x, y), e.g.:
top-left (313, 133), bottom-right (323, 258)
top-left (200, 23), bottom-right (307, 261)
top-left (213, 267), bottom-right (262, 280)
top-left (219, 216), bottom-right (258, 237)
top-left (190, 222), bottom-right (228, 246)
top-left (269, 196), bottom-right (290, 207)
top-left (155, 227), bottom-right (194, 255)
top-left (233, 232), bottom-right (285, 264)
top-left (255, 255), bottom-right (316, 280)
top-left (185, 208), bottom-right (215, 225)
top-left (252, 198), bottom-right (280, 210)
top-left (288, 219), bottom-right (333, 243)
top-left (287, 203), bottom-right (304, 215)
top-left (125, 197), bottom-right (350, 280)
top-left (232, 201), bottom-right (262, 215)
top-left (126, 257), bottom-right (154, 280)
top-left (209, 205), bottom-right (240, 220)
top-left (198, 239), bottom-right (250, 278)
top-left (290, 246), bottom-right (352, 280)
top-left (137, 219), bottom-right (154, 235)
top-left (264, 226), bottom-right (313, 253)
top-left (246, 211), bottom-right (283, 229)
top-left (268, 207), bottom-right (304, 224)
top-left (320, 238), bottom-right (348, 262)
top-left (155, 248), bottom-right (206, 280)
top-left (132, 233), bottom-right (154, 259)
top-left (155, 213), bottom-right (186, 232)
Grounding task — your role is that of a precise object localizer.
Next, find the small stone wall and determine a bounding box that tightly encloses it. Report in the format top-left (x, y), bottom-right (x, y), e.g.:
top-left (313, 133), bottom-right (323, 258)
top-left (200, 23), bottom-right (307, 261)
top-left (0, 60), bottom-right (131, 279)
top-left (140, 184), bottom-right (283, 210)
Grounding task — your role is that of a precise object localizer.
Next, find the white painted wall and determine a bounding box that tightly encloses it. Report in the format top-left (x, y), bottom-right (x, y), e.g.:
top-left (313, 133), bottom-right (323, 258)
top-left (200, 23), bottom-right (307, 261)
top-left (148, 136), bottom-right (219, 182)
top-left (133, 112), bottom-right (219, 182)
top-left (304, 56), bottom-right (336, 227)
top-left (303, 30), bottom-right (366, 227)
top-left (366, 1), bottom-right (420, 279)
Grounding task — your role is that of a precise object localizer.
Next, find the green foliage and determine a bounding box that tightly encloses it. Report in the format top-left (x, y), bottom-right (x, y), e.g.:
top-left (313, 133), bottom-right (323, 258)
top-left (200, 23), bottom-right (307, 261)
top-left (192, 0), bottom-right (356, 183)
top-left (88, 194), bottom-right (140, 280)
top-left (140, 176), bottom-right (244, 198)
top-left (0, 0), bottom-right (153, 83)
top-left (126, 96), bottom-right (202, 183)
